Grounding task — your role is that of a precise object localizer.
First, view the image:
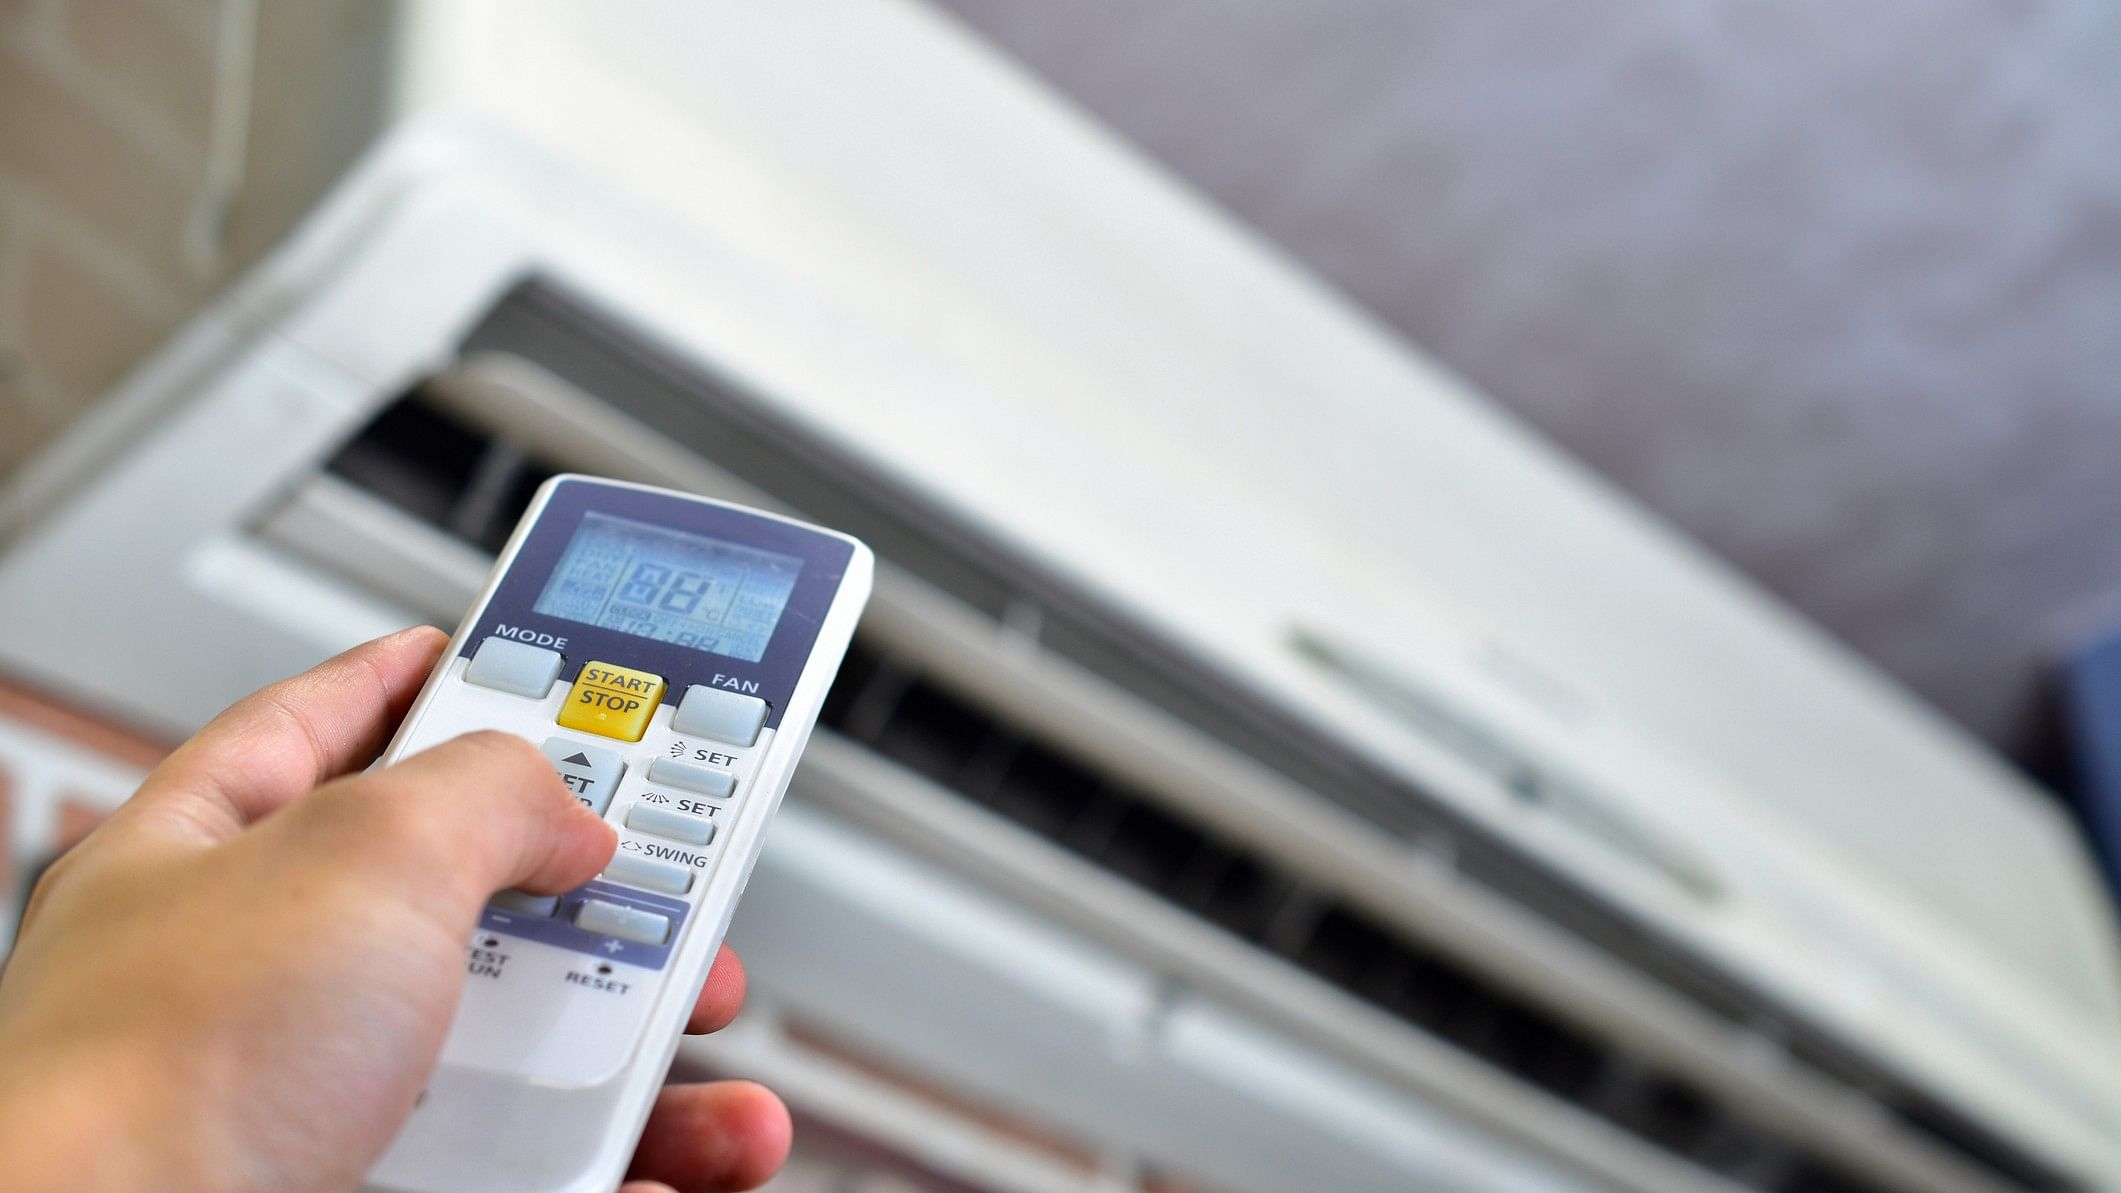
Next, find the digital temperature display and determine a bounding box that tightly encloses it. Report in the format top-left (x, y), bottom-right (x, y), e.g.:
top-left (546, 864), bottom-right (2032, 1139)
top-left (532, 512), bottom-right (804, 663)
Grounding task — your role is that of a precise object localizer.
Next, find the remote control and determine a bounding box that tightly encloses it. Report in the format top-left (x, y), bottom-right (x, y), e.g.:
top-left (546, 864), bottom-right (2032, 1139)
top-left (363, 475), bottom-right (871, 1193)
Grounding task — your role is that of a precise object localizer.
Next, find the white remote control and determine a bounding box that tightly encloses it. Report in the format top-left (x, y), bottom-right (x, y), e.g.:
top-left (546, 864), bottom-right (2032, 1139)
top-left (363, 475), bottom-right (871, 1193)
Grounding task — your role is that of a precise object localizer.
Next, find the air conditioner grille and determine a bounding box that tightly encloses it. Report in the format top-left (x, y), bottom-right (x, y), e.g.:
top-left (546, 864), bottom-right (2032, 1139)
top-left (817, 634), bottom-right (1916, 1193)
top-left (327, 389), bottom-right (561, 555)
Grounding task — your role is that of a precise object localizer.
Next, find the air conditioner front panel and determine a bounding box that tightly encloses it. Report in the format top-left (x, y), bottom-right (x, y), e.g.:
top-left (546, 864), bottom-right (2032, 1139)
top-left (732, 800), bottom-right (1602, 1193)
top-left (400, 3), bottom-right (2121, 1047)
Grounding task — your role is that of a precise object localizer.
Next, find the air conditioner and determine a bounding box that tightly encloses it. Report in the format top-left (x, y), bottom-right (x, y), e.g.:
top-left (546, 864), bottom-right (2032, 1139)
top-left (3, 4), bottom-right (2118, 1192)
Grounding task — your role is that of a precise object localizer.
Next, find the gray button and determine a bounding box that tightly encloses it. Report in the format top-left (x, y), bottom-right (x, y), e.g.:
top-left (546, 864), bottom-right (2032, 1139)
top-left (603, 850), bottom-right (695, 895)
top-left (644, 757), bottom-right (735, 799)
top-left (575, 899), bottom-right (670, 945)
top-left (489, 889), bottom-right (558, 917)
top-left (541, 738), bottom-right (626, 815)
top-left (670, 685), bottom-right (768, 746)
top-left (625, 802), bottom-right (717, 846)
top-left (464, 637), bottom-right (563, 698)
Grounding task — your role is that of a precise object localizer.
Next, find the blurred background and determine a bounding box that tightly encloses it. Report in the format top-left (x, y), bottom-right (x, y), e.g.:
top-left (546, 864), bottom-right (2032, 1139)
top-left (4, 3), bottom-right (2121, 1192)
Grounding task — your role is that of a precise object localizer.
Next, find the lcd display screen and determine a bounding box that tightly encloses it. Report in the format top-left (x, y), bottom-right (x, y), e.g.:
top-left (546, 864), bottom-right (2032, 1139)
top-left (533, 512), bottom-right (805, 663)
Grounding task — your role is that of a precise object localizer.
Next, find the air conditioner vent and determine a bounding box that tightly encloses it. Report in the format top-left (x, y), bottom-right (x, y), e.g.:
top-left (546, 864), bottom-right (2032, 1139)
top-left (816, 637), bottom-right (2063, 1193)
top-left (327, 386), bottom-right (562, 555)
top-left (816, 635), bottom-right (1914, 1193)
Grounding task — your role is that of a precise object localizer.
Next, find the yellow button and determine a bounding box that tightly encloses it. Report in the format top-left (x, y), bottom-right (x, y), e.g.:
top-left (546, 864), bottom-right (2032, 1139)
top-left (556, 661), bottom-right (667, 742)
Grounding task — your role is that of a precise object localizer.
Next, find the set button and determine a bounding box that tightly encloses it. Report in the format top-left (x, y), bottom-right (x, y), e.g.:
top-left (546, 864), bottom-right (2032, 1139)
top-left (557, 661), bottom-right (666, 742)
top-left (624, 803), bottom-right (717, 846)
top-left (671, 685), bottom-right (768, 746)
top-left (644, 757), bottom-right (735, 799)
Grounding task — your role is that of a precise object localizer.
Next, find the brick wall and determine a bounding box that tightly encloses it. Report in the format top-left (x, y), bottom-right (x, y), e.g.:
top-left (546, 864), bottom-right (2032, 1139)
top-left (0, 676), bottom-right (159, 949)
top-left (0, 0), bottom-right (393, 480)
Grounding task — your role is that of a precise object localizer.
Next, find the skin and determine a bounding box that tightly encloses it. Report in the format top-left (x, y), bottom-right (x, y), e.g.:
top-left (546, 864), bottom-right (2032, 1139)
top-left (0, 627), bottom-right (790, 1192)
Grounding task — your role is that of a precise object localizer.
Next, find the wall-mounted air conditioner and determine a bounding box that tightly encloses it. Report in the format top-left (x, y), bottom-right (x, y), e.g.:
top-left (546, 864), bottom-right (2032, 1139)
top-left (3, 4), bottom-right (2118, 1192)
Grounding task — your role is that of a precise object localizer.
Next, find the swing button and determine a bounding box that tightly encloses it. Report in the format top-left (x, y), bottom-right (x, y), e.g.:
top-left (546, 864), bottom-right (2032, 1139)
top-left (556, 661), bottom-right (665, 742)
top-left (603, 851), bottom-right (695, 895)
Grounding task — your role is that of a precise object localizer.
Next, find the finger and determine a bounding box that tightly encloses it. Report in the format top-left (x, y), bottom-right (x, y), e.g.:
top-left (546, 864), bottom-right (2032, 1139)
top-left (128, 627), bottom-right (449, 841)
top-left (686, 945), bottom-right (747, 1035)
top-left (628, 1080), bottom-right (791, 1193)
top-left (275, 730), bottom-right (616, 914)
top-left (619, 1185), bottom-right (679, 1193)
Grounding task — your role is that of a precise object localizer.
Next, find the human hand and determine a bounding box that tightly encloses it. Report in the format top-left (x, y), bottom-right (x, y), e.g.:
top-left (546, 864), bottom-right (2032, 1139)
top-left (0, 627), bottom-right (789, 1192)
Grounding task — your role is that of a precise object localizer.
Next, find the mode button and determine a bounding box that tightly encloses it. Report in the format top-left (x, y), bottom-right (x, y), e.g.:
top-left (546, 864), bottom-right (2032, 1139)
top-left (463, 636), bottom-right (562, 699)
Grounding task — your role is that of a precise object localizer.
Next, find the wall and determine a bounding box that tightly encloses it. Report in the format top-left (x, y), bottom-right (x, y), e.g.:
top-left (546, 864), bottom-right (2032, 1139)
top-left (934, 0), bottom-right (2121, 761)
top-left (0, 0), bottom-right (394, 478)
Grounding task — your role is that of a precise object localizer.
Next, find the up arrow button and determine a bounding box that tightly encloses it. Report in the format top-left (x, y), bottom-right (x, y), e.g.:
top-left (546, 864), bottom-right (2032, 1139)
top-left (538, 738), bottom-right (626, 815)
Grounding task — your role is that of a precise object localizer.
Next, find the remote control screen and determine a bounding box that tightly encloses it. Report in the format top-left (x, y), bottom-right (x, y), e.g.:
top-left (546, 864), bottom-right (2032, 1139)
top-left (533, 512), bottom-right (805, 662)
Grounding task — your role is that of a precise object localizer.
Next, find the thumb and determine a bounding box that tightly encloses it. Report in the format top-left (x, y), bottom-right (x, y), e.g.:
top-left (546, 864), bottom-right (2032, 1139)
top-left (271, 731), bottom-right (618, 920)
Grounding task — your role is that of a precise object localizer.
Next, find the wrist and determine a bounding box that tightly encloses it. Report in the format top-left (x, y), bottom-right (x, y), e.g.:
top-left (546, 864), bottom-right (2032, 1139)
top-left (0, 1024), bottom-right (203, 1191)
